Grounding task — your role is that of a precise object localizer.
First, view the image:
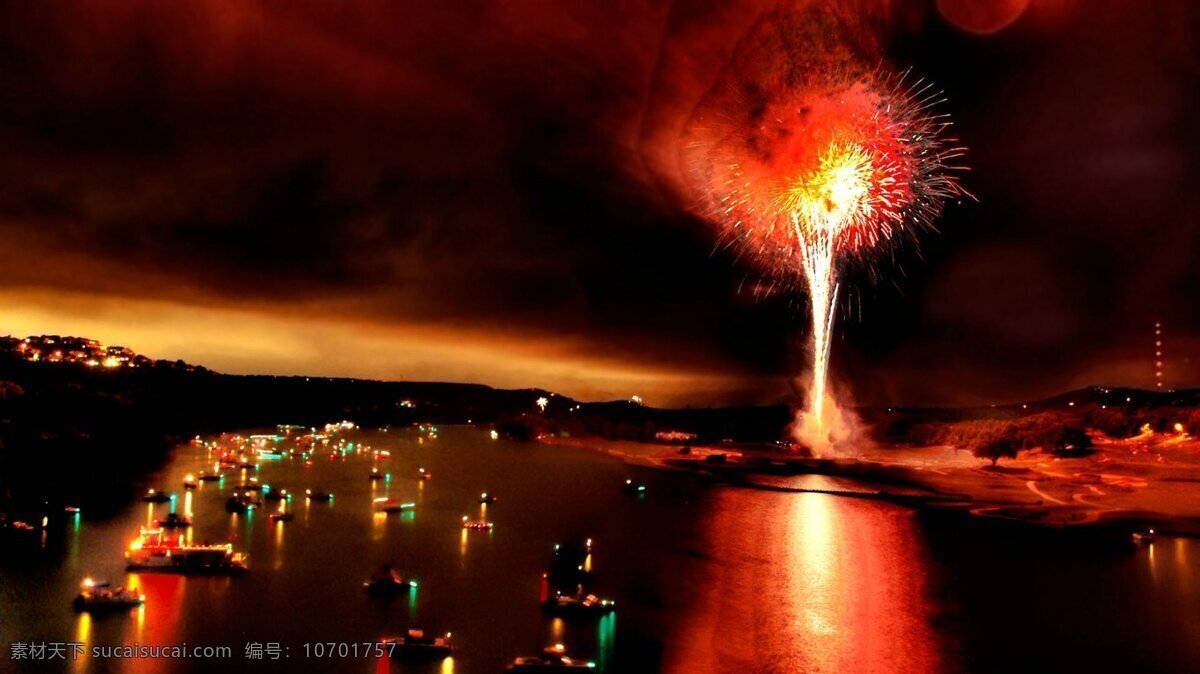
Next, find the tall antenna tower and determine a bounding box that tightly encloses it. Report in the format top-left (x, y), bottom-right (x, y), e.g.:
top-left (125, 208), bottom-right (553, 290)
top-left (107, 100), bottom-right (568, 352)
top-left (1154, 321), bottom-right (1164, 389)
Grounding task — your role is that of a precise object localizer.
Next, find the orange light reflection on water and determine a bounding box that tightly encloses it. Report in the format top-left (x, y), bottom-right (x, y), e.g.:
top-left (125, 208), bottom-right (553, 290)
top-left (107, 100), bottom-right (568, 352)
top-left (71, 612), bottom-right (91, 674)
top-left (666, 490), bottom-right (943, 673)
top-left (125, 574), bottom-right (187, 674)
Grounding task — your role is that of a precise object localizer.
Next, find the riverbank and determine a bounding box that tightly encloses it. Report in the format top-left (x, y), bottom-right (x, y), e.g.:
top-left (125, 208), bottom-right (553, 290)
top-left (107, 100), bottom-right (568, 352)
top-left (544, 433), bottom-right (1200, 538)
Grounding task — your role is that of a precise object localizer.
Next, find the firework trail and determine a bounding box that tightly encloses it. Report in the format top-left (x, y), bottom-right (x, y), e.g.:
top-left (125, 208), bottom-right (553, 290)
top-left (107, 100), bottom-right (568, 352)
top-left (684, 4), bottom-right (968, 450)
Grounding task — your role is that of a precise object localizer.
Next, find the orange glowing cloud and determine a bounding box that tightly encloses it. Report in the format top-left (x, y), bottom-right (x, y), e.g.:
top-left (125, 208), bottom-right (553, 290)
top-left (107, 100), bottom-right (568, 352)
top-left (0, 287), bottom-right (776, 407)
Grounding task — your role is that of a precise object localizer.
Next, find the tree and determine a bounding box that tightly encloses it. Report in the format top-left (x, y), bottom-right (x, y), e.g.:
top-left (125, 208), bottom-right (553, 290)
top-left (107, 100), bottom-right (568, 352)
top-left (972, 424), bottom-right (1021, 466)
top-left (1052, 427), bottom-right (1093, 456)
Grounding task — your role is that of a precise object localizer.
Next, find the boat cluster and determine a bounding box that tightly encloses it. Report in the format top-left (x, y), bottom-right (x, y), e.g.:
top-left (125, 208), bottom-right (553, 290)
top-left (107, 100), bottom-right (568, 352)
top-left (75, 421), bottom-right (615, 669)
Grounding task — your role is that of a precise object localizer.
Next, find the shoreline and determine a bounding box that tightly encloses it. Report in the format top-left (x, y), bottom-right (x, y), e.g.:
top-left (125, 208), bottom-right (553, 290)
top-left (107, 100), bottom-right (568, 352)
top-left (543, 434), bottom-right (1200, 539)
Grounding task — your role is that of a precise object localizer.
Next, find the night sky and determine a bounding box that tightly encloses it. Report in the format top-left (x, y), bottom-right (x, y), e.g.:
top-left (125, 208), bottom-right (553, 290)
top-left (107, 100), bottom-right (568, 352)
top-left (0, 0), bottom-right (1196, 407)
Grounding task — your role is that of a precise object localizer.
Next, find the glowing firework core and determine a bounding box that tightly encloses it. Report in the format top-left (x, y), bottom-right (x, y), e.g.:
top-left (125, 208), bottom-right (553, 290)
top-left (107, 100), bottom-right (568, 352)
top-left (779, 142), bottom-right (875, 235)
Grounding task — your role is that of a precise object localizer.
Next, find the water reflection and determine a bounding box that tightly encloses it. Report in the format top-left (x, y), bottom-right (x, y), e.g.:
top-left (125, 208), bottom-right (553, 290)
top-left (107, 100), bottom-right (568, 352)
top-left (665, 490), bottom-right (942, 673)
top-left (71, 612), bottom-right (90, 674)
top-left (373, 511), bottom-right (388, 542)
top-left (596, 613), bottom-right (616, 671)
top-left (131, 573), bottom-right (185, 647)
top-left (273, 519), bottom-right (285, 569)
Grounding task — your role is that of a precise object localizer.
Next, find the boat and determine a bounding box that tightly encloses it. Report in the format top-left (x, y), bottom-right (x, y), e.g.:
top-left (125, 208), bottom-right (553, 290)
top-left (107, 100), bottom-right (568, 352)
top-left (364, 566), bottom-right (418, 594)
top-left (155, 512), bottom-right (192, 529)
top-left (225, 492), bottom-right (259, 513)
top-left (374, 498), bottom-right (415, 513)
top-left (306, 489), bottom-right (333, 501)
top-left (417, 467), bottom-right (432, 480)
top-left (381, 630), bottom-right (453, 659)
top-left (269, 511), bottom-right (294, 523)
top-left (183, 474), bottom-right (198, 489)
top-left (506, 645), bottom-right (596, 671)
top-left (73, 578), bottom-right (144, 612)
top-left (543, 591), bottom-right (615, 617)
top-left (197, 472), bottom-right (222, 482)
top-left (141, 489), bottom-right (171, 504)
top-left (263, 488), bottom-right (291, 501)
top-left (368, 468), bottom-right (386, 480)
top-left (620, 479), bottom-right (646, 495)
top-left (1132, 528), bottom-right (1156, 543)
top-left (124, 529), bottom-right (248, 574)
top-left (478, 492), bottom-right (497, 504)
top-left (462, 516), bottom-right (494, 531)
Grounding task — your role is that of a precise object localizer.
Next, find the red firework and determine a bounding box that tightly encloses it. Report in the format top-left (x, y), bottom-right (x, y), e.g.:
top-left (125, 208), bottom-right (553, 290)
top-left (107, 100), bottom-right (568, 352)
top-left (687, 65), bottom-right (970, 288)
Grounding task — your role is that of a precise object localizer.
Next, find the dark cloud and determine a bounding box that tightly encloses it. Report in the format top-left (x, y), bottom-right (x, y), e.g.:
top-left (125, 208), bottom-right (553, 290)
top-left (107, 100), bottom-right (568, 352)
top-left (0, 0), bottom-right (1197, 406)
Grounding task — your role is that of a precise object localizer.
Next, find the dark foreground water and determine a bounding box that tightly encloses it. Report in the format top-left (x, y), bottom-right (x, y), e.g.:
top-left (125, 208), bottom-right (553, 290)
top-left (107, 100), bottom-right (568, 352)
top-left (2, 426), bottom-right (1198, 673)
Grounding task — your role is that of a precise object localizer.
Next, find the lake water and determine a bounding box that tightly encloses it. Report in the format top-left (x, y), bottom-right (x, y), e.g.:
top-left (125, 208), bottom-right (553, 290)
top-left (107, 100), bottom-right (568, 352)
top-left (1, 425), bottom-right (1198, 673)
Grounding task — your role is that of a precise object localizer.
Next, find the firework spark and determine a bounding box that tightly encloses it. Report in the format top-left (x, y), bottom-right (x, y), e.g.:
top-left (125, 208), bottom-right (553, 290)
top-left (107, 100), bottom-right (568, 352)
top-left (688, 55), bottom-right (968, 446)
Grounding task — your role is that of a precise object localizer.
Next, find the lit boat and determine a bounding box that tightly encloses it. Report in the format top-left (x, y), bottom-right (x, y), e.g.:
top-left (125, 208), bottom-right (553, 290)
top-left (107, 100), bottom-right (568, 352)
top-left (263, 488), bottom-right (291, 501)
top-left (462, 516), bottom-right (494, 531)
top-left (364, 566), bottom-right (418, 594)
top-left (225, 492), bottom-right (259, 513)
top-left (269, 497), bottom-right (293, 522)
top-left (374, 498), bottom-right (415, 513)
top-left (417, 467), bottom-right (432, 480)
top-left (620, 479), bottom-right (646, 495)
top-left (506, 645), bottom-right (595, 671)
top-left (543, 591), bottom-right (615, 617)
top-left (368, 468), bottom-right (386, 480)
top-left (235, 482), bottom-right (263, 492)
top-left (124, 528), bottom-right (248, 574)
top-left (183, 474), bottom-right (198, 489)
top-left (197, 472), bottom-right (222, 482)
top-left (73, 578), bottom-right (144, 612)
top-left (306, 489), bottom-right (333, 501)
top-left (155, 512), bottom-right (192, 529)
top-left (1132, 528), bottom-right (1156, 543)
top-left (478, 492), bottom-right (497, 504)
top-left (381, 630), bottom-right (453, 659)
top-left (141, 489), bottom-right (171, 504)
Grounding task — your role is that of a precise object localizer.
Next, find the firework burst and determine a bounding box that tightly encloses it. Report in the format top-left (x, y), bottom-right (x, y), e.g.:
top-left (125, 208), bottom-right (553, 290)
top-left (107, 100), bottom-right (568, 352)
top-left (688, 63), bottom-right (969, 444)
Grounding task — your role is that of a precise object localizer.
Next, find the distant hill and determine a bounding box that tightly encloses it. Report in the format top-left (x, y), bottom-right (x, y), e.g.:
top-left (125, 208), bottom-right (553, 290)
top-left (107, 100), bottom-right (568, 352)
top-left (0, 334), bottom-right (1194, 515)
top-left (866, 386), bottom-right (1200, 425)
